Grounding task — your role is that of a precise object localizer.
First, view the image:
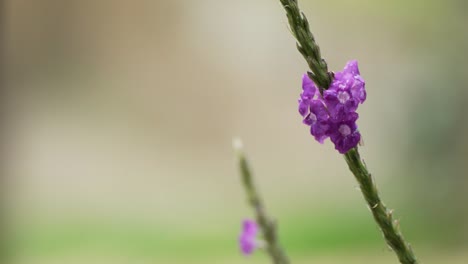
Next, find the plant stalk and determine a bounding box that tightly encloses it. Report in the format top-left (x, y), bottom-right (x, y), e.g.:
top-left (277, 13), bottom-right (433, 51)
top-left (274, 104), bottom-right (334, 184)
top-left (278, 1), bottom-right (419, 263)
top-left (344, 148), bottom-right (418, 264)
top-left (279, 0), bottom-right (332, 93)
top-left (234, 140), bottom-right (289, 264)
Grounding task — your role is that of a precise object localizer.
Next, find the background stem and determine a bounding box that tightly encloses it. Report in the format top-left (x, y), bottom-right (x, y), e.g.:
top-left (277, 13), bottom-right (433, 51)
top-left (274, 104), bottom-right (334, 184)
top-left (234, 140), bottom-right (290, 264)
top-left (344, 148), bottom-right (418, 264)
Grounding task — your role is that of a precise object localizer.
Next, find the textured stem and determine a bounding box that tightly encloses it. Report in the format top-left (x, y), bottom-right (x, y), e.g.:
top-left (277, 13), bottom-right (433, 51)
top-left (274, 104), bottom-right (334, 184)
top-left (344, 148), bottom-right (418, 264)
top-left (234, 140), bottom-right (290, 264)
top-left (279, 0), bottom-right (332, 93)
top-left (277, 1), bottom-right (419, 263)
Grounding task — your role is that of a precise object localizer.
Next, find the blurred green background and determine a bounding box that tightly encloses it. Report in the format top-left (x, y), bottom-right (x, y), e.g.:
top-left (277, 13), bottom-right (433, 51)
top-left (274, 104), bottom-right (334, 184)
top-left (4, 0), bottom-right (468, 263)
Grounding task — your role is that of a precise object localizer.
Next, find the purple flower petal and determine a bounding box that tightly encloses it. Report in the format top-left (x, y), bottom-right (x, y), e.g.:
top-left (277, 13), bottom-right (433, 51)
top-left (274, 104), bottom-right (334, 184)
top-left (343, 60), bottom-right (360, 75)
top-left (308, 100), bottom-right (330, 143)
top-left (302, 73), bottom-right (317, 98)
top-left (329, 111), bottom-right (360, 154)
top-left (239, 219), bottom-right (258, 255)
top-left (337, 60), bottom-right (366, 104)
top-left (350, 75), bottom-right (366, 103)
top-left (242, 219), bottom-right (258, 235)
top-left (323, 89), bottom-right (357, 118)
top-left (311, 120), bottom-right (330, 144)
top-left (310, 100), bottom-right (329, 120)
top-left (298, 100), bottom-right (309, 117)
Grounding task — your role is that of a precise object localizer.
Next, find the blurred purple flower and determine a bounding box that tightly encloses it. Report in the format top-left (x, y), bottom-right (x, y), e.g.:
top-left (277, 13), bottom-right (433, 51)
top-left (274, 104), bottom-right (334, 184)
top-left (239, 219), bottom-right (258, 255)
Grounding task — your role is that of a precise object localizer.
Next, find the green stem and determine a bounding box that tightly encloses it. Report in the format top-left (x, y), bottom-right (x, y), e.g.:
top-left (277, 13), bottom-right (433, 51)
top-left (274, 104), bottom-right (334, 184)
top-left (278, 1), bottom-right (419, 263)
top-left (279, 0), bottom-right (332, 93)
top-left (234, 139), bottom-right (289, 264)
top-left (344, 148), bottom-right (418, 264)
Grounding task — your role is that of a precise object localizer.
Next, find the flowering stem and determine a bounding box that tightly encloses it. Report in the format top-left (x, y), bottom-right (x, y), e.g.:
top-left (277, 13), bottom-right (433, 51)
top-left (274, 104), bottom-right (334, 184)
top-left (279, 0), bottom-right (332, 93)
top-left (234, 140), bottom-right (290, 264)
top-left (278, 1), bottom-right (419, 263)
top-left (344, 148), bottom-right (418, 264)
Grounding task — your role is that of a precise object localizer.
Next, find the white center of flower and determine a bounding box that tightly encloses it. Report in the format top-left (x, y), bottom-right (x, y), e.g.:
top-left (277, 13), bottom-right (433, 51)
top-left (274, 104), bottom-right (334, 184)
top-left (337, 91), bottom-right (350, 104)
top-left (339, 124), bottom-right (351, 136)
top-left (309, 113), bottom-right (317, 122)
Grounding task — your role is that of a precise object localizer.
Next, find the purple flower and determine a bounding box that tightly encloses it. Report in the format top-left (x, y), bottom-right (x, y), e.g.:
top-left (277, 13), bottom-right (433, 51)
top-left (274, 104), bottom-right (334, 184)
top-left (333, 60), bottom-right (366, 104)
top-left (301, 73), bottom-right (319, 100)
top-left (298, 73), bottom-right (319, 116)
top-left (304, 100), bottom-right (330, 143)
top-left (323, 60), bottom-right (366, 117)
top-left (299, 74), bottom-right (330, 143)
top-left (323, 88), bottom-right (358, 118)
top-left (329, 110), bottom-right (361, 154)
top-left (239, 219), bottom-right (259, 255)
top-left (297, 60), bottom-right (366, 153)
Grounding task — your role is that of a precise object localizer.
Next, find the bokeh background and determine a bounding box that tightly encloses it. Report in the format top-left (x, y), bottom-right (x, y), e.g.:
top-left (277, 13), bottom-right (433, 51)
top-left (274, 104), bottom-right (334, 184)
top-left (4, 0), bottom-right (468, 263)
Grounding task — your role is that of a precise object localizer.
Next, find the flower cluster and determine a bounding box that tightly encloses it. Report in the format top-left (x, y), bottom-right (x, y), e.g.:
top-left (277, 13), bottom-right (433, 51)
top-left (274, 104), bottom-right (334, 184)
top-left (239, 219), bottom-right (259, 255)
top-left (298, 60), bottom-right (366, 154)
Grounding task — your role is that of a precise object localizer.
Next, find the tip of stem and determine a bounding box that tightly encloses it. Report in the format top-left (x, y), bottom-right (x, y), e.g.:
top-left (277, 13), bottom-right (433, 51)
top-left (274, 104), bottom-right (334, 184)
top-left (232, 137), bottom-right (244, 152)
